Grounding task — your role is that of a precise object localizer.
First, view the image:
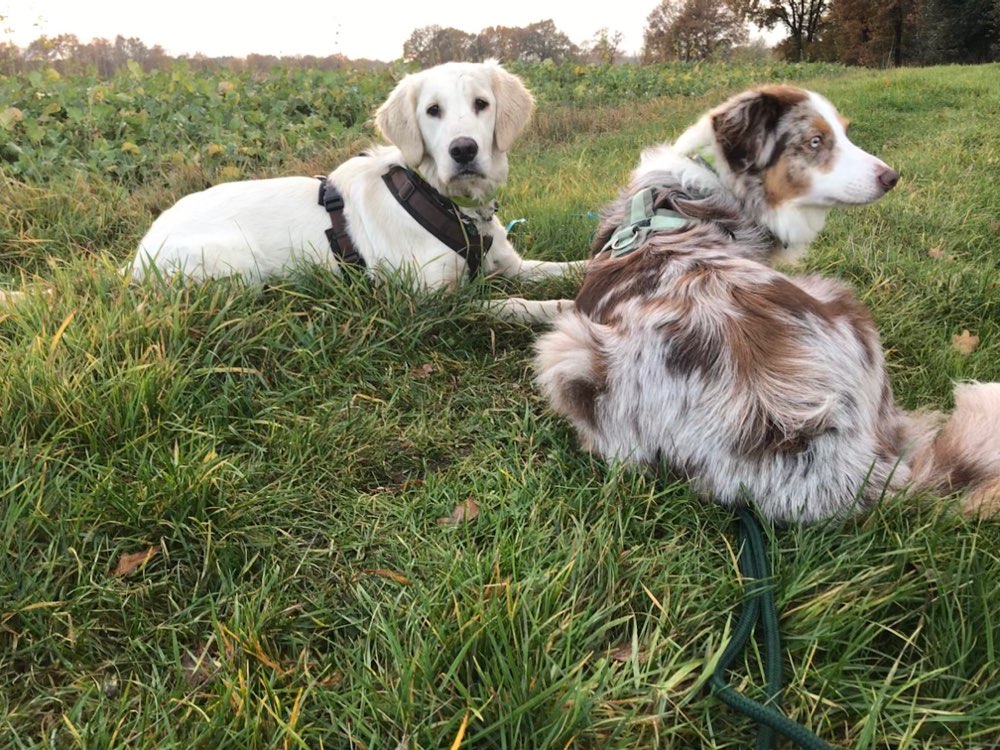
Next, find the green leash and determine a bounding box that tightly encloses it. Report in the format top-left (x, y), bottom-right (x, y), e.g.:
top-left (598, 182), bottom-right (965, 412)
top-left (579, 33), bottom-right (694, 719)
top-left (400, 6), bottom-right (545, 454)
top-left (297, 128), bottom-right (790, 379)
top-left (710, 506), bottom-right (832, 750)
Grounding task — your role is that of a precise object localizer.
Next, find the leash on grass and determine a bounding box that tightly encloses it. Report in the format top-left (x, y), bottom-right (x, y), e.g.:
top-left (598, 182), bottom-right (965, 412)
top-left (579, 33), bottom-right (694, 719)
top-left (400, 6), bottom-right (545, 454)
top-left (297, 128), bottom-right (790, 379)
top-left (710, 506), bottom-right (832, 750)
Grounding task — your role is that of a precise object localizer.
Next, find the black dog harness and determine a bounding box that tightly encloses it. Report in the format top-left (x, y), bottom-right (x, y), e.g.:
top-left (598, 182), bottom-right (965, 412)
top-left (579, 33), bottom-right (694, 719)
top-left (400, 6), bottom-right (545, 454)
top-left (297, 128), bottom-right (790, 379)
top-left (317, 177), bottom-right (366, 270)
top-left (317, 167), bottom-right (493, 280)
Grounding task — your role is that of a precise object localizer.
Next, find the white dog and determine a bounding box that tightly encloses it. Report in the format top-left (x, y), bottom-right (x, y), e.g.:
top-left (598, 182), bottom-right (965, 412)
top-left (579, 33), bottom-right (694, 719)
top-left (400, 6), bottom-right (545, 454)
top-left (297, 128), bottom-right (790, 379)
top-left (534, 85), bottom-right (1000, 523)
top-left (130, 61), bottom-right (584, 323)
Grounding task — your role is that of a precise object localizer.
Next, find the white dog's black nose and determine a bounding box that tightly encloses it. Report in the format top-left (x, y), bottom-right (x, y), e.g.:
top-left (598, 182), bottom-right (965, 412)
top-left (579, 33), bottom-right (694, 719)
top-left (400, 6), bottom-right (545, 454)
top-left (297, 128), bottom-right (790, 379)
top-left (878, 166), bottom-right (900, 192)
top-left (449, 137), bottom-right (479, 165)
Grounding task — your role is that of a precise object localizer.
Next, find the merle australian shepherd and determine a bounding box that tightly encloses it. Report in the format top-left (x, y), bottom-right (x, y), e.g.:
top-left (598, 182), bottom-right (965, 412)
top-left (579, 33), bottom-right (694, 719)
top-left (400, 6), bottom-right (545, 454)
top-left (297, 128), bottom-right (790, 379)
top-left (534, 85), bottom-right (1000, 523)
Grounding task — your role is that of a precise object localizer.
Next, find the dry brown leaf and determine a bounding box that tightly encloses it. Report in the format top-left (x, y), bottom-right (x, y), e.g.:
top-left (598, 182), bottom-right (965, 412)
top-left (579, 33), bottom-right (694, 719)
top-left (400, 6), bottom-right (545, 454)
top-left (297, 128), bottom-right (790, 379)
top-left (952, 329), bottom-right (980, 355)
top-left (371, 477), bottom-right (425, 495)
top-left (248, 637), bottom-right (284, 672)
top-left (482, 578), bottom-right (511, 600)
top-left (360, 568), bottom-right (413, 585)
top-left (928, 246), bottom-right (955, 261)
top-left (318, 671), bottom-right (344, 688)
top-left (112, 545), bottom-right (159, 577)
top-left (609, 643), bottom-right (648, 663)
top-left (437, 497), bottom-right (480, 525)
top-left (411, 363), bottom-right (435, 379)
top-left (1, 106), bottom-right (23, 126)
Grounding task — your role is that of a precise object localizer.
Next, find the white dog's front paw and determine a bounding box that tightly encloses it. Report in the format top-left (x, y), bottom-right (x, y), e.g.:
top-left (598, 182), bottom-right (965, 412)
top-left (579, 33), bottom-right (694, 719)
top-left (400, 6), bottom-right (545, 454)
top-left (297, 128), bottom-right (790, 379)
top-left (554, 298), bottom-right (575, 316)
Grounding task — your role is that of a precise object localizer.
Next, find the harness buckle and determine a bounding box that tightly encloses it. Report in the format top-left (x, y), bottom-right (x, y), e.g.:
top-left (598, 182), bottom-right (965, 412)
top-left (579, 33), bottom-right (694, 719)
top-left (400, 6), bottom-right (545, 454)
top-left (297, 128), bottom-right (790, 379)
top-left (323, 189), bottom-right (345, 213)
top-left (609, 231), bottom-right (637, 252)
top-left (606, 218), bottom-right (652, 255)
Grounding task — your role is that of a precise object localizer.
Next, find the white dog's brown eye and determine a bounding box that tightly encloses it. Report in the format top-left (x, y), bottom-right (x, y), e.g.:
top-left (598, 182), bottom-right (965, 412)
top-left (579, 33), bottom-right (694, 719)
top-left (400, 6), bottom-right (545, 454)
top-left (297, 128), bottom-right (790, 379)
top-left (810, 135), bottom-right (823, 149)
top-left (426, 104), bottom-right (441, 118)
top-left (474, 98), bottom-right (489, 113)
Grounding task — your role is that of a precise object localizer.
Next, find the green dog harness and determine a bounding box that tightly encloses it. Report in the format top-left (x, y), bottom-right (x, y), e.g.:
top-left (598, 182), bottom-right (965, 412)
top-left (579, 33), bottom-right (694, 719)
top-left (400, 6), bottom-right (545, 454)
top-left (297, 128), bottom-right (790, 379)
top-left (601, 186), bottom-right (691, 258)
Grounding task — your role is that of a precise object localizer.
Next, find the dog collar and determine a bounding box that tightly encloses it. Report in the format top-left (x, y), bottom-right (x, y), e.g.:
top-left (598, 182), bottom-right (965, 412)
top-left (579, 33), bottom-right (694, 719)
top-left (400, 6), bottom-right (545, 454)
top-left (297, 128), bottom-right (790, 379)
top-left (600, 187), bottom-right (691, 258)
top-left (415, 170), bottom-right (498, 219)
top-left (450, 193), bottom-right (498, 215)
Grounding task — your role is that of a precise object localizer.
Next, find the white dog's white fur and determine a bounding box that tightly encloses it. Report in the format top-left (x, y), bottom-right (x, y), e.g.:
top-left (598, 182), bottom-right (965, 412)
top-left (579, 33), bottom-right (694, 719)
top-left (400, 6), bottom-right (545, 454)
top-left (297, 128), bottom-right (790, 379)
top-left (131, 61), bottom-right (584, 323)
top-left (534, 85), bottom-right (1000, 523)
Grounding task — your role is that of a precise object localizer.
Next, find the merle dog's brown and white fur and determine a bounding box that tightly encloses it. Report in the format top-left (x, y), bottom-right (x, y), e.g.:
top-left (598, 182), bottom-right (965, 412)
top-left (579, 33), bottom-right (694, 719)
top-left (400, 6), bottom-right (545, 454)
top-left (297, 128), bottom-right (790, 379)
top-left (534, 85), bottom-right (1000, 523)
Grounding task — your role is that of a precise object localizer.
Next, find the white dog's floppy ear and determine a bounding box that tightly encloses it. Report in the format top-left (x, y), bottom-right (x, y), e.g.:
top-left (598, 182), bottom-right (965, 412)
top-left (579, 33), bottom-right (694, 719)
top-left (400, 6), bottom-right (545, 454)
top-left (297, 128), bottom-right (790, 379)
top-left (375, 72), bottom-right (425, 166)
top-left (490, 64), bottom-right (535, 153)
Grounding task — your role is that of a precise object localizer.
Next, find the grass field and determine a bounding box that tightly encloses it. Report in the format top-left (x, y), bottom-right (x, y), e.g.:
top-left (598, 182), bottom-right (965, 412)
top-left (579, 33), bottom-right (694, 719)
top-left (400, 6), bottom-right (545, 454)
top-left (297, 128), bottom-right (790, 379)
top-left (2, 61), bottom-right (1000, 748)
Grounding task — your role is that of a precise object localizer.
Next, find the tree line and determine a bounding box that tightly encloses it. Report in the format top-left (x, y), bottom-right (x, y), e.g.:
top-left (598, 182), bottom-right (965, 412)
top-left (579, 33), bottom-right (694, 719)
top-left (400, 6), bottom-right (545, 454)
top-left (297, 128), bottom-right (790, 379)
top-left (0, 33), bottom-right (380, 76)
top-left (1, 0), bottom-right (997, 76)
top-left (405, 0), bottom-right (999, 67)
top-left (402, 20), bottom-right (622, 65)
top-left (733, 0), bottom-right (1000, 65)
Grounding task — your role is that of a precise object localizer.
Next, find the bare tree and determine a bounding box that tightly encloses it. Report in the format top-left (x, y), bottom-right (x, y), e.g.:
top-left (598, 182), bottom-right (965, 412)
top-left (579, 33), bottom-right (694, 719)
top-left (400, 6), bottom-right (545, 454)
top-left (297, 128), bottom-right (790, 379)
top-left (735, 0), bottom-right (828, 60)
top-left (476, 25), bottom-right (522, 61)
top-left (828, 0), bottom-right (923, 66)
top-left (643, 0), bottom-right (748, 62)
top-left (585, 27), bottom-right (626, 63)
top-left (476, 20), bottom-right (579, 62)
top-left (516, 20), bottom-right (579, 62)
top-left (402, 25), bottom-right (475, 65)
top-left (643, 0), bottom-right (684, 61)
top-left (24, 33), bottom-right (81, 65)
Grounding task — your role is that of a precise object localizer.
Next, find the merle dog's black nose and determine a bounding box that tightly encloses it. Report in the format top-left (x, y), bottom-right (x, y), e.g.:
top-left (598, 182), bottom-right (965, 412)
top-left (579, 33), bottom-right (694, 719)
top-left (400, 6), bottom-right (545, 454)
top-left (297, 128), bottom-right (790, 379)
top-left (449, 137), bottom-right (478, 165)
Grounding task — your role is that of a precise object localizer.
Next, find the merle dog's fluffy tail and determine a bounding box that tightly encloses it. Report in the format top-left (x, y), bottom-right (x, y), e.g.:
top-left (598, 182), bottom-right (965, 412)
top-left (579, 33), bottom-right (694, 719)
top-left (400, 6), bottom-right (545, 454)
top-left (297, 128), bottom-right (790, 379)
top-left (906, 382), bottom-right (1000, 513)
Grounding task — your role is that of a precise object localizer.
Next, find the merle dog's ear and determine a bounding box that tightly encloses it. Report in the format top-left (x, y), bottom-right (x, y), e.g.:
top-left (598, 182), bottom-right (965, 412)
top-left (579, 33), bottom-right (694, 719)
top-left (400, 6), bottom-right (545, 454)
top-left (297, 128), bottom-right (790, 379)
top-left (711, 87), bottom-right (807, 173)
top-left (375, 72), bottom-right (424, 167)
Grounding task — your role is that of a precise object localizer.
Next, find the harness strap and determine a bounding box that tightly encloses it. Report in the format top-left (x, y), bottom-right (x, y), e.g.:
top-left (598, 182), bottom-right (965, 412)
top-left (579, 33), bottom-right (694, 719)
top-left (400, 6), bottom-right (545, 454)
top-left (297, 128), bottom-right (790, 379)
top-left (601, 187), bottom-right (691, 258)
top-left (317, 177), bottom-right (367, 273)
top-left (382, 166), bottom-right (492, 280)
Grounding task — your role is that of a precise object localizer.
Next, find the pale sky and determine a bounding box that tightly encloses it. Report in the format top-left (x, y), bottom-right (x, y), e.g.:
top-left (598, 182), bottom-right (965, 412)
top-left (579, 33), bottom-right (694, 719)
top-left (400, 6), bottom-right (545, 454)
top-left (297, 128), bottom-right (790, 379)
top-left (2, 0), bottom-right (667, 61)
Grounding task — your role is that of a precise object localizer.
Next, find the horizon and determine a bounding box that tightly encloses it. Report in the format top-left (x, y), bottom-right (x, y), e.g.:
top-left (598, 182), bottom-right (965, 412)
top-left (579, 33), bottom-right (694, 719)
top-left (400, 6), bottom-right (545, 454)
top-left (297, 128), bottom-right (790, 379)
top-left (2, 1), bottom-right (662, 63)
